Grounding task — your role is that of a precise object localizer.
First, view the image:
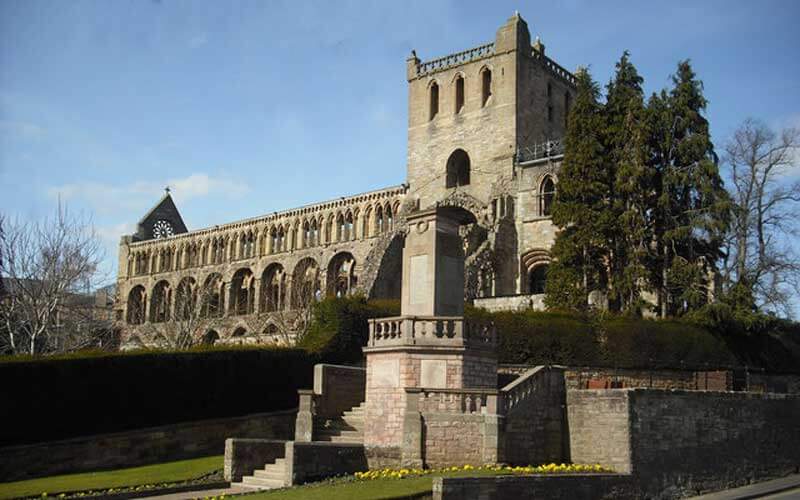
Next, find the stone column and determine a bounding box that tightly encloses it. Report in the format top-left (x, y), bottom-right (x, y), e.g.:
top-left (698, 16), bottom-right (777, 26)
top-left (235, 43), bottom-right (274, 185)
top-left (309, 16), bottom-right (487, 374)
top-left (295, 390), bottom-right (315, 442)
top-left (401, 388), bottom-right (424, 467)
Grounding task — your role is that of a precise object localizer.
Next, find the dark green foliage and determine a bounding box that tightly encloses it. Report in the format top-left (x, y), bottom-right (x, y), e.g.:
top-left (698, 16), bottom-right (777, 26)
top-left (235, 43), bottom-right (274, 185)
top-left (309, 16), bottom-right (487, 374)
top-left (298, 296), bottom-right (400, 364)
top-left (545, 68), bottom-right (612, 310)
top-left (0, 347), bottom-right (316, 447)
top-left (547, 54), bottom-right (730, 318)
top-left (469, 306), bottom-right (799, 371)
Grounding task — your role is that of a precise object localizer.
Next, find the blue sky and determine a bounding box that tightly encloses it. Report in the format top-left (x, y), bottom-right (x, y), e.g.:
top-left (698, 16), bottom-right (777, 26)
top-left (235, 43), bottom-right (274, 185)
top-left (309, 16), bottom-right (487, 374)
top-left (1, 0), bottom-right (799, 289)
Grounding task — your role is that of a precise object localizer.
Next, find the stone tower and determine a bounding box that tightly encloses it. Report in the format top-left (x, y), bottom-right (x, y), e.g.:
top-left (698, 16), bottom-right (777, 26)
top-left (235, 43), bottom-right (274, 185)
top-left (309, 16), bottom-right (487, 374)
top-left (405, 13), bottom-right (573, 212)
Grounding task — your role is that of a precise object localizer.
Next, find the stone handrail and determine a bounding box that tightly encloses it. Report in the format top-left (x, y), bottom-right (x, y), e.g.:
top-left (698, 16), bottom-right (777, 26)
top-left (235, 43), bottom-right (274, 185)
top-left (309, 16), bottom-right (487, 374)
top-left (418, 42), bottom-right (495, 76)
top-left (367, 316), bottom-right (496, 349)
top-left (499, 365), bottom-right (563, 413)
top-left (409, 387), bottom-right (499, 415)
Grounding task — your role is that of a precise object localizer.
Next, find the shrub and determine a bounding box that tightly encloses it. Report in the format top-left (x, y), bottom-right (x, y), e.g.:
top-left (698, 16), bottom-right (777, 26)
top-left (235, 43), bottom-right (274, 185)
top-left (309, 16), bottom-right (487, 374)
top-left (298, 296), bottom-right (400, 364)
top-left (0, 346), bottom-right (315, 447)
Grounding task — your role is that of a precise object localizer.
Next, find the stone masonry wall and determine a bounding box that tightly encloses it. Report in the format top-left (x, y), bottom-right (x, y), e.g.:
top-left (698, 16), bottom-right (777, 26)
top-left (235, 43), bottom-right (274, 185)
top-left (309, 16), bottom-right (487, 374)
top-left (313, 364), bottom-right (366, 419)
top-left (566, 390), bottom-right (632, 474)
top-left (628, 389), bottom-right (800, 497)
top-left (433, 474), bottom-right (638, 500)
top-left (422, 414), bottom-right (485, 467)
top-left (0, 410), bottom-right (295, 482)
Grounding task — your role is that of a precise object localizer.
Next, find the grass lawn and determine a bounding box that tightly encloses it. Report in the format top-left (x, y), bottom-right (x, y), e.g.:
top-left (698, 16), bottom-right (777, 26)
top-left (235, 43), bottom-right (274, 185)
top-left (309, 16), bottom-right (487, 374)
top-left (244, 470), bottom-right (505, 500)
top-left (0, 455), bottom-right (223, 499)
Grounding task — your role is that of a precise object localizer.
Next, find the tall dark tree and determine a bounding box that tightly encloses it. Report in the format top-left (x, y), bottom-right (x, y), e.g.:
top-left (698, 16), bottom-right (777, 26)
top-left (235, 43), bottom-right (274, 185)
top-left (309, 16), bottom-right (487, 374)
top-left (545, 68), bottom-right (613, 311)
top-left (604, 51), bottom-right (651, 313)
top-left (650, 61), bottom-right (730, 317)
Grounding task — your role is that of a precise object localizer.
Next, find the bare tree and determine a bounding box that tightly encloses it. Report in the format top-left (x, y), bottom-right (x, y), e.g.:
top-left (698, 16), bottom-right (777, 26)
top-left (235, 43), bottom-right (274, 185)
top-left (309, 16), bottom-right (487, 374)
top-left (253, 277), bottom-right (318, 346)
top-left (722, 118), bottom-right (800, 316)
top-left (0, 204), bottom-right (109, 355)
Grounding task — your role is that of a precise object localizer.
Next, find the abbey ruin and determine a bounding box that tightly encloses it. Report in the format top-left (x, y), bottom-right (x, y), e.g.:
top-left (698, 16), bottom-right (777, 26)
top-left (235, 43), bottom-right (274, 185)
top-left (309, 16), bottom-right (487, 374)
top-left (115, 14), bottom-right (574, 347)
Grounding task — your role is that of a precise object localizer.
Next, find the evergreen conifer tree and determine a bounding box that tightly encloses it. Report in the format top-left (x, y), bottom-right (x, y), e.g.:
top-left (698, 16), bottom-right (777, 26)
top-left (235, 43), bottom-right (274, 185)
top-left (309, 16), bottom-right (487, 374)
top-left (545, 68), bottom-right (613, 311)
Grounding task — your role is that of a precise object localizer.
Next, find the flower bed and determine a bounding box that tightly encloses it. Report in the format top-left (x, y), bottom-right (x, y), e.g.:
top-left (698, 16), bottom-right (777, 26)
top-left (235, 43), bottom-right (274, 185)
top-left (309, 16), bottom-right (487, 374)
top-left (354, 463), bottom-right (612, 481)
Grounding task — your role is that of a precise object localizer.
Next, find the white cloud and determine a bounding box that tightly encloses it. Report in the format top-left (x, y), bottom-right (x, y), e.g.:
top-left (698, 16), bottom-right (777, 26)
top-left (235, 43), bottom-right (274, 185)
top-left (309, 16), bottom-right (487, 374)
top-left (47, 172), bottom-right (250, 211)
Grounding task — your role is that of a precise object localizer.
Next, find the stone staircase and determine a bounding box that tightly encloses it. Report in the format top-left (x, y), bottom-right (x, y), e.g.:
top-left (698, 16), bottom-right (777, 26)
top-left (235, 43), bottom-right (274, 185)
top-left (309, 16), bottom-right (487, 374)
top-left (233, 457), bottom-right (288, 491)
top-left (315, 401), bottom-right (365, 443)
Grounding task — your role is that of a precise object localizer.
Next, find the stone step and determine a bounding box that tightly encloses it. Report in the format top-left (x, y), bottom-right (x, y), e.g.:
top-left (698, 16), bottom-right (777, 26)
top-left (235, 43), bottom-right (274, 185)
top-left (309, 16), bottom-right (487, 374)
top-left (254, 469), bottom-right (285, 481)
top-left (329, 433), bottom-right (365, 443)
top-left (239, 475), bottom-right (286, 489)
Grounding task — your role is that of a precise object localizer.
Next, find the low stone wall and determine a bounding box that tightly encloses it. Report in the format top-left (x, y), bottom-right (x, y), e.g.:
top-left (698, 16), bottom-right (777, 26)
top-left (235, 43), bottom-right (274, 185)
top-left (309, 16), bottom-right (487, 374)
top-left (0, 410), bottom-right (296, 482)
top-left (224, 439), bottom-right (287, 482)
top-left (567, 389), bottom-right (800, 498)
top-left (433, 474), bottom-right (638, 500)
top-left (499, 365), bottom-right (800, 393)
top-left (287, 442), bottom-right (367, 485)
top-left (313, 364), bottom-right (366, 418)
top-left (423, 414), bottom-right (486, 466)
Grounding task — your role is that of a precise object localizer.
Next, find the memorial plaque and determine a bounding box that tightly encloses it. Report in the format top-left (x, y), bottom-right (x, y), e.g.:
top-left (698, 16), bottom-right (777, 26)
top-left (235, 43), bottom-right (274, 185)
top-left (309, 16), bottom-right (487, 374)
top-left (409, 254), bottom-right (429, 305)
top-left (420, 359), bottom-right (447, 388)
top-left (371, 359), bottom-right (400, 388)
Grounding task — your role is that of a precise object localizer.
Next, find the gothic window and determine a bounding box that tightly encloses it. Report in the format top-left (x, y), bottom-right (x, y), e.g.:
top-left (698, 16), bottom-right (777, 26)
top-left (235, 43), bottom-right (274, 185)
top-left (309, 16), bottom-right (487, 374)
top-left (292, 258), bottom-right (320, 309)
top-left (311, 219), bottom-right (319, 246)
top-left (540, 176), bottom-right (556, 216)
top-left (547, 104), bottom-right (553, 122)
top-left (481, 68), bottom-right (492, 107)
top-left (363, 207), bottom-right (372, 237)
top-left (175, 277), bottom-right (197, 321)
top-left (202, 330), bottom-right (219, 345)
top-left (455, 75), bottom-right (465, 113)
top-left (201, 274), bottom-right (224, 318)
top-left (528, 265), bottom-right (549, 294)
top-left (126, 285), bottom-right (146, 325)
top-left (376, 205), bottom-right (384, 234)
top-left (261, 264), bottom-right (285, 312)
top-left (446, 149), bottom-right (471, 188)
top-left (547, 81), bottom-right (552, 98)
top-left (304, 221), bottom-right (311, 248)
top-left (150, 281), bottom-right (172, 323)
top-left (231, 268), bottom-right (255, 316)
top-left (429, 81), bottom-right (439, 120)
top-left (232, 327), bottom-right (247, 337)
top-left (385, 204), bottom-right (393, 231)
top-left (328, 252), bottom-right (357, 297)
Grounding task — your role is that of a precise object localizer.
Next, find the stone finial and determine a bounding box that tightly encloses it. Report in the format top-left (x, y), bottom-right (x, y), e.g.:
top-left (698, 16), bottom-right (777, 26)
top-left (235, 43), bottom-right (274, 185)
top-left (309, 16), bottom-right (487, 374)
top-left (533, 35), bottom-right (545, 55)
top-left (495, 11), bottom-right (530, 53)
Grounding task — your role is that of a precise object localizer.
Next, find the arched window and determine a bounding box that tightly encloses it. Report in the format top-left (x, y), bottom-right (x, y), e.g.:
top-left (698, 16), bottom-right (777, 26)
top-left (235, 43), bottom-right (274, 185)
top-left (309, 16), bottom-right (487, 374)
top-left (376, 205), bottom-right (384, 234)
top-left (175, 277), bottom-right (197, 321)
top-left (126, 286), bottom-right (147, 325)
top-left (150, 281), bottom-right (172, 323)
top-left (261, 264), bottom-right (285, 312)
top-left (481, 68), bottom-right (492, 107)
top-left (455, 75), bottom-right (465, 113)
top-left (540, 176), bottom-right (556, 216)
top-left (232, 327), bottom-right (247, 338)
top-left (231, 268), bottom-right (255, 316)
top-left (528, 265), bottom-right (549, 294)
top-left (446, 149), bottom-right (471, 188)
top-left (201, 274), bottom-right (224, 318)
top-left (429, 81), bottom-right (439, 120)
top-left (202, 330), bottom-right (219, 345)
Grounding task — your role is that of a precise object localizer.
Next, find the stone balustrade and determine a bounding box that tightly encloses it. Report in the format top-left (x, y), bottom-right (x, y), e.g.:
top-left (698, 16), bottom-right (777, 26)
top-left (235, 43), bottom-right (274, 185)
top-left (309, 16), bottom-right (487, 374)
top-left (367, 316), bottom-right (496, 349)
top-left (414, 388), bottom-right (500, 415)
top-left (417, 42), bottom-right (495, 76)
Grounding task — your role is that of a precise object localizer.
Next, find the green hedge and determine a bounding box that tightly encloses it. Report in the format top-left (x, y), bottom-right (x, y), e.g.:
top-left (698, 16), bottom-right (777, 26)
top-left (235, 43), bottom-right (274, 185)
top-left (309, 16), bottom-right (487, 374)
top-left (0, 346), bottom-right (315, 447)
top-left (467, 307), bottom-right (745, 370)
top-left (298, 296), bottom-right (400, 364)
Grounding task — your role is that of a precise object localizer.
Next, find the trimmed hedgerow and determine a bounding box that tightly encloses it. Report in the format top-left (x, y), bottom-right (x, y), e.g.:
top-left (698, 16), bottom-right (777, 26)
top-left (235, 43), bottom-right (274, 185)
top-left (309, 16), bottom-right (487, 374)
top-left (298, 296), bottom-right (400, 364)
top-left (0, 346), bottom-right (315, 447)
top-left (466, 307), bottom-right (739, 369)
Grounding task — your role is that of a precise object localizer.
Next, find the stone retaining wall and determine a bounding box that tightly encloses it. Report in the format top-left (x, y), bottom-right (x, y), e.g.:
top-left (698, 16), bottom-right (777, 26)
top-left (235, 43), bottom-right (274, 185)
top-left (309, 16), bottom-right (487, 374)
top-left (567, 389), bottom-right (800, 498)
top-left (0, 410), bottom-right (295, 482)
top-left (433, 474), bottom-right (638, 500)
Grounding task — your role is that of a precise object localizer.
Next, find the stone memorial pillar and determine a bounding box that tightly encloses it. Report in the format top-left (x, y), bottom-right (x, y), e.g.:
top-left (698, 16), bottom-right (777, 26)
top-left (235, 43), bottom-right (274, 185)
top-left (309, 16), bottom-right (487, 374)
top-left (363, 207), bottom-right (497, 468)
